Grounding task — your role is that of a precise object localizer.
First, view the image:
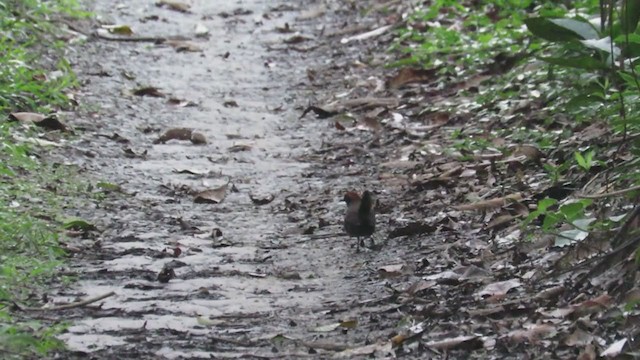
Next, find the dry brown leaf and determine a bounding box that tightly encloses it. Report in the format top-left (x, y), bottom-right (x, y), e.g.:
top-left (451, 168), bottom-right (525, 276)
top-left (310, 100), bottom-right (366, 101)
top-left (565, 328), bottom-right (594, 347)
top-left (404, 279), bottom-right (436, 295)
top-left (378, 264), bottom-right (406, 279)
top-left (9, 112), bottom-right (46, 123)
top-left (228, 144), bottom-right (252, 152)
top-left (249, 193), bottom-right (275, 205)
top-left (572, 293), bottom-right (613, 317)
top-left (194, 183), bottom-right (227, 204)
top-left (485, 213), bottom-right (516, 230)
top-left (9, 112), bottom-right (69, 132)
top-left (507, 324), bottom-right (555, 342)
top-left (477, 278), bottom-right (521, 298)
top-left (156, 0), bottom-right (190, 12)
top-left (388, 67), bottom-right (437, 89)
top-left (154, 128), bottom-right (193, 144)
top-left (358, 116), bottom-right (382, 132)
top-left (102, 24), bottom-right (134, 35)
top-left (165, 40), bottom-right (202, 52)
top-left (283, 34), bottom-right (312, 44)
top-left (578, 344), bottom-right (597, 360)
top-left (133, 86), bottom-right (165, 97)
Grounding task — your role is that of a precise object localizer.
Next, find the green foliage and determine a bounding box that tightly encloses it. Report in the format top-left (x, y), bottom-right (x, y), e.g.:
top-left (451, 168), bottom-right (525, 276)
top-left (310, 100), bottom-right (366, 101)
top-left (0, 0), bottom-right (90, 357)
top-left (0, 0), bottom-right (85, 115)
top-left (0, 122), bottom-right (80, 357)
top-left (574, 149), bottom-right (596, 171)
top-left (391, 0), bottom-right (638, 248)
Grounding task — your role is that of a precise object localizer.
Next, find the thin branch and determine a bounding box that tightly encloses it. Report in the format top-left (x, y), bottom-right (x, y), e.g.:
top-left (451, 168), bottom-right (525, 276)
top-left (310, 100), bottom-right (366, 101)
top-left (578, 184), bottom-right (640, 199)
top-left (16, 291), bottom-right (115, 312)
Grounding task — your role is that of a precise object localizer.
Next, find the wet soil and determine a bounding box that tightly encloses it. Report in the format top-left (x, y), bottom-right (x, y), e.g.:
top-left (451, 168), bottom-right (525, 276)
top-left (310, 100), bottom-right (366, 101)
top-left (50, 1), bottom-right (396, 359)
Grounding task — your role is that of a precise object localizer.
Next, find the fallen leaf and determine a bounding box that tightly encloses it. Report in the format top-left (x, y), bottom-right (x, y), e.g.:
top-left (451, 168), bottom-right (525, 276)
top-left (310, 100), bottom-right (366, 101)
top-left (378, 264), bottom-right (407, 278)
top-left (565, 328), bottom-right (595, 347)
top-left (154, 128), bottom-right (193, 144)
top-left (156, 0), bottom-right (190, 12)
top-left (133, 86), bottom-right (165, 97)
top-left (228, 144), bottom-right (252, 152)
top-left (284, 34), bottom-right (312, 44)
top-left (9, 112), bottom-right (69, 131)
top-left (601, 338), bottom-right (627, 357)
top-left (507, 324), bottom-right (556, 342)
top-left (388, 67), bottom-right (437, 88)
top-left (194, 183), bottom-right (227, 204)
top-left (194, 23), bottom-right (209, 37)
top-left (102, 24), bottom-right (134, 35)
top-left (165, 40), bottom-right (203, 52)
top-left (250, 193), bottom-right (275, 205)
top-left (63, 219), bottom-right (97, 234)
top-left (9, 112), bottom-right (45, 123)
top-left (312, 319), bottom-right (358, 333)
top-left (477, 279), bottom-right (521, 298)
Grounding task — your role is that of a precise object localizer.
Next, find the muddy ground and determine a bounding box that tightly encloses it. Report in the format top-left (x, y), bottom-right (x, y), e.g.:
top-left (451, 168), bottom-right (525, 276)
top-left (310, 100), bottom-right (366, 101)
top-left (41, 0), bottom-right (634, 359)
top-left (50, 1), bottom-right (399, 359)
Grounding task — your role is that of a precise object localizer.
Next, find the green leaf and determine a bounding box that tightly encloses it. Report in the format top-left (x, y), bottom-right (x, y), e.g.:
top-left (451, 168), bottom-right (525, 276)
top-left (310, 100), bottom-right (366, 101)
top-left (565, 94), bottom-right (603, 109)
top-left (575, 151), bottom-right (587, 169)
top-left (622, 0), bottom-right (640, 34)
top-left (538, 56), bottom-right (606, 70)
top-left (537, 198), bottom-right (558, 212)
top-left (96, 181), bottom-right (121, 192)
top-left (62, 219), bottom-right (96, 232)
top-left (542, 212), bottom-right (562, 230)
top-left (618, 71), bottom-right (639, 87)
top-left (613, 33), bottom-right (640, 44)
top-left (560, 201), bottom-right (585, 221)
top-left (525, 17), bottom-right (599, 42)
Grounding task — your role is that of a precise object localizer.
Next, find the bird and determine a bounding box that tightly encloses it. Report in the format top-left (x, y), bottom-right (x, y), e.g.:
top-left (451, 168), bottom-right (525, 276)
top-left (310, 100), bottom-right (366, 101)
top-left (343, 190), bottom-right (376, 252)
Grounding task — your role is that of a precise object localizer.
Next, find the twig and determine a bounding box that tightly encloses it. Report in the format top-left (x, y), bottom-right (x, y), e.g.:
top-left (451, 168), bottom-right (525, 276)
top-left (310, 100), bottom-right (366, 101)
top-left (578, 184), bottom-right (640, 199)
top-left (17, 291), bottom-right (115, 311)
top-left (93, 31), bottom-right (167, 43)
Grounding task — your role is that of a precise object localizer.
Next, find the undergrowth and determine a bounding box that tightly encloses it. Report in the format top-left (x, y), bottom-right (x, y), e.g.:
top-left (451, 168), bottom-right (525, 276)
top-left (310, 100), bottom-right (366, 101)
top-left (0, 0), bottom-right (87, 357)
top-left (390, 0), bottom-right (639, 283)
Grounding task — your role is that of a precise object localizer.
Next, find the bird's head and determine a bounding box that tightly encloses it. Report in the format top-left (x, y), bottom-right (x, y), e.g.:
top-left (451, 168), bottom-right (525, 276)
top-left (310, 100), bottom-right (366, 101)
top-left (343, 191), bottom-right (361, 205)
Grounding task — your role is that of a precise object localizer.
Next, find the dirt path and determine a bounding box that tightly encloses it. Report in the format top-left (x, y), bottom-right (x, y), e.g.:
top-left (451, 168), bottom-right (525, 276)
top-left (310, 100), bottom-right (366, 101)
top-left (54, 1), bottom-right (389, 358)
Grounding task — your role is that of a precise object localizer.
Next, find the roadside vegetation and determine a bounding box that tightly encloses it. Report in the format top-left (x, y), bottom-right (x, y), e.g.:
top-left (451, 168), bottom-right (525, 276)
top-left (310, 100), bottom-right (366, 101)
top-left (389, 0), bottom-right (638, 279)
top-left (345, 0), bottom-right (639, 355)
top-left (0, 0), bottom-right (87, 357)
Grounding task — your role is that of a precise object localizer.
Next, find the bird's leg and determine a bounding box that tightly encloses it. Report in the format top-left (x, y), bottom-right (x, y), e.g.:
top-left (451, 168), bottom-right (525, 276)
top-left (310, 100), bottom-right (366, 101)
top-left (356, 237), bottom-right (361, 252)
top-left (369, 236), bottom-right (375, 247)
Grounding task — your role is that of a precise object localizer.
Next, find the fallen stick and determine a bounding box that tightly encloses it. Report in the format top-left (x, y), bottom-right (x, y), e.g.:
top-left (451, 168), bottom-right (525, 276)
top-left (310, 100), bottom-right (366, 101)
top-left (17, 291), bottom-right (115, 312)
top-left (578, 184), bottom-right (640, 199)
